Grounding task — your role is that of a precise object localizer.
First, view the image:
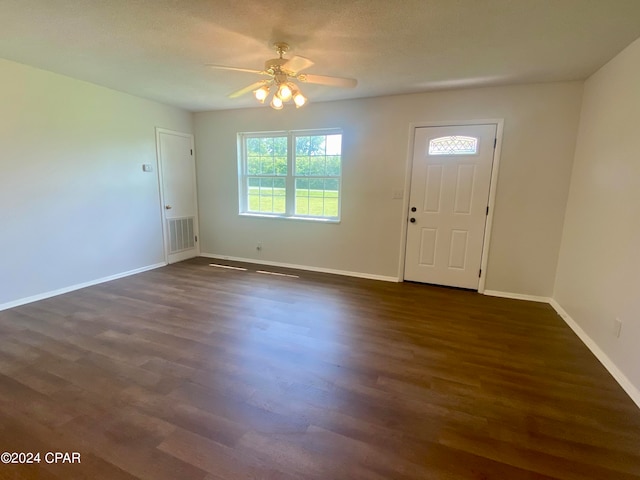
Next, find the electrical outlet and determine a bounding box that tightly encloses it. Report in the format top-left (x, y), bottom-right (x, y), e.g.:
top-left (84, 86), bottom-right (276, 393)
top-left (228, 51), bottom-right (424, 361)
top-left (614, 317), bottom-right (623, 338)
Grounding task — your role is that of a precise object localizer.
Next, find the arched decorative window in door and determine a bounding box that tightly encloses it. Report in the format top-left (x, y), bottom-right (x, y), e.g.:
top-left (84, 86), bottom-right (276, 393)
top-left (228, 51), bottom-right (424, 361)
top-left (428, 135), bottom-right (478, 155)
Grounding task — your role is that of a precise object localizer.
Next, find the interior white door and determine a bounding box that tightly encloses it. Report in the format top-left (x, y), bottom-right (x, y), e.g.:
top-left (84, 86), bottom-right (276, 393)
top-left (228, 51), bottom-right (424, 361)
top-left (404, 124), bottom-right (496, 289)
top-left (156, 128), bottom-right (199, 264)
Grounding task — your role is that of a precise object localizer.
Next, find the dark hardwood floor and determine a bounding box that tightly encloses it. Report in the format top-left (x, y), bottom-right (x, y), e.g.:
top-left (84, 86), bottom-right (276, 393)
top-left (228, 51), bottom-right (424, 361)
top-left (1, 257), bottom-right (639, 479)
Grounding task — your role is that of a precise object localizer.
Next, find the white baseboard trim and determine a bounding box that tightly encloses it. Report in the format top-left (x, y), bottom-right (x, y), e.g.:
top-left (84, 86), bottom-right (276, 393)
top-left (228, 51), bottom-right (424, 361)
top-left (0, 262), bottom-right (166, 312)
top-left (200, 253), bottom-right (400, 283)
top-left (483, 290), bottom-right (551, 303)
top-left (549, 299), bottom-right (640, 410)
top-left (485, 290), bottom-right (640, 410)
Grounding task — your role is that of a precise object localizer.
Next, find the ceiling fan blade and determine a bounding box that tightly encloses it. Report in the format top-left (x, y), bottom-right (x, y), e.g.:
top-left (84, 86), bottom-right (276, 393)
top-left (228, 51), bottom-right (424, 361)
top-left (282, 55), bottom-right (314, 74)
top-left (206, 64), bottom-right (268, 76)
top-left (229, 81), bottom-right (268, 99)
top-left (298, 73), bottom-right (357, 88)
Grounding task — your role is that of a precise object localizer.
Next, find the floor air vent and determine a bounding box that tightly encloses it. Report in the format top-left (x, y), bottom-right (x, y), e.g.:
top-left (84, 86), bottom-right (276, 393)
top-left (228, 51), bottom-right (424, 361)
top-left (168, 217), bottom-right (195, 253)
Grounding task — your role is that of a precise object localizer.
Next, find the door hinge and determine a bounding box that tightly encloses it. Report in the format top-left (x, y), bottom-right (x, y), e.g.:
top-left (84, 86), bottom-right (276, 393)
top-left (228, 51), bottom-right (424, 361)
top-left (190, 149), bottom-right (193, 155)
top-left (195, 235), bottom-right (198, 242)
top-left (486, 206), bottom-right (489, 215)
top-left (493, 138), bottom-right (497, 148)
top-left (479, 269), bottom-right (482, 278)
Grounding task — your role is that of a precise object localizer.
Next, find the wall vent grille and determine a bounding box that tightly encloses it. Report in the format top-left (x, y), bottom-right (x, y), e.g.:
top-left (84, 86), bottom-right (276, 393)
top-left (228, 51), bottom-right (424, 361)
top-left (168, 217), bottom-right (195, 253)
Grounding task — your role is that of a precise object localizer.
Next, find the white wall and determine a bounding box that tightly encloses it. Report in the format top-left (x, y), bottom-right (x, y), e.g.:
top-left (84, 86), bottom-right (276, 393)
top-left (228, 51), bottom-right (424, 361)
top-left (554, 38), bottom-right (640, 393)
top-left (0, 58), bottom-right (193, 308)
top-left (194, 82), bottom-right (582, 295)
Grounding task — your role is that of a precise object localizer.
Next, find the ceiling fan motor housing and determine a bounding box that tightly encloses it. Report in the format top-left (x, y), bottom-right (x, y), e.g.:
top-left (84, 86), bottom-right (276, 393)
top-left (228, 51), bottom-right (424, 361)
top-left (265, 58), bottom-right (289, 74)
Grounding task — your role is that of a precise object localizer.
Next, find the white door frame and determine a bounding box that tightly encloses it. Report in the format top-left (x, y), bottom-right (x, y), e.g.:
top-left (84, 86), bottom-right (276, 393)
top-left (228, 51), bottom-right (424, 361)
top-left (155, 127), bottom-right (200, 264)
top-left (398, 119), bottom-right (504, 292)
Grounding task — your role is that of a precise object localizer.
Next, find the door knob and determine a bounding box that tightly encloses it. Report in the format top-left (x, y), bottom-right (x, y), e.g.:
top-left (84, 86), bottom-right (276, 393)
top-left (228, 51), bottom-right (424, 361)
top-left (165, 205), bottom-right (172, 210)
top-left (411, 207), bottom-right (417, 212)
top-left (410, 218), bottom-right (416, 223)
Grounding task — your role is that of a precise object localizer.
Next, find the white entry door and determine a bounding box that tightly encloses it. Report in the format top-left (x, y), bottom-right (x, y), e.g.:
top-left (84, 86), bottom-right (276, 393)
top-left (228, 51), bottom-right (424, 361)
top-left (156, 128), bottom-right (199, 264)
top-left (404, 124), bottom-right (496, 289)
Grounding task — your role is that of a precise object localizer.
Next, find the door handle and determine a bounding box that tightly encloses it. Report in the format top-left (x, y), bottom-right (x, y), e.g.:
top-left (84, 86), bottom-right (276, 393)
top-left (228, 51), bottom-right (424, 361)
top-left (165, 205), bottom-right (172, 210)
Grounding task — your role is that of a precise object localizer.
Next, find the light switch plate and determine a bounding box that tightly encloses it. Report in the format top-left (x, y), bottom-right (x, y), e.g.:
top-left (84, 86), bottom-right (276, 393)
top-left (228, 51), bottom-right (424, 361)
top-left (614, 317), bottom-right (623, 338)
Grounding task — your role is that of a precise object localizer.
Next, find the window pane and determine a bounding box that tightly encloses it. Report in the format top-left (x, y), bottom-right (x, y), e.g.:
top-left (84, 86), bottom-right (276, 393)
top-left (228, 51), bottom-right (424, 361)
top-left (296, 178), bottom-right (309, 190)
top-left (325, 178), bottom-right (339, 192)
top-left (324, 196), bottom-right (339, 217)
top-left (247, 156), bottom-right (260, 175)
top-left (321, 178), bottom-right (339, 217)
top-left (259, 137), bottom-right (273, 155)
top-left (326, 135), bottom-right (342, 155)
top-left (274, 177), bottom-right (286, 190)
top-left (262, 177), bottom-right (275, 190)
top-left (309, 178), bottom-right (324, 192)
top-left (296, 156), bottom-right (309, 176)
top-left (245, 135), bottom-right (288, 176)
top-left (309, 136), bottom-right (326, 156)
top-left (273, 178), bottom-right (286, 212)
top-left (428, 136), bottom-right (478, 155)
top-left (295, 135), bottom-right (342, 178)
top-left (247, 177), bottom-right (259, 212)
top-left (247, 137), bottom-right (260, 155)
top-left (309, 135), bottom-right (327, 156)
top-left (247, 177), bottom-right (285, 214)
top-left (293, 177), bottom-right (340, 217)
top-left (260, 157), bottom-right (275, 174)
top-left (273, 137), bottom-right (287, 155)
top-left (326, 155), bottom-right (341, 176)
top-left (295, 178), bottom-right (309, 215)
top-left (259, 178), bottom-right (274, 211)
top-left (275, 156), bottom-right (287, 175)
top-left (295, 195), bottom-right (309, 215)
top-left (296, 136), bottom-right (310, 155)
top-left (273, 197), bottom-right (285, 213)
top-left (308, 157), bottom-right (326, 176)
top-left (293, 134), bottom-right (341, 218)
top-left (297, 135), bottom-right (328, 156)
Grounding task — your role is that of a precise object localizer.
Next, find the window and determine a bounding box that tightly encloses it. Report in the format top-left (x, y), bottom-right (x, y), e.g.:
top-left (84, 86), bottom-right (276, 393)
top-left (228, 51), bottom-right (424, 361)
top-left (239, 129), bottom-right (342, 221)
top-left (428, 135), bottom-right (478, 155)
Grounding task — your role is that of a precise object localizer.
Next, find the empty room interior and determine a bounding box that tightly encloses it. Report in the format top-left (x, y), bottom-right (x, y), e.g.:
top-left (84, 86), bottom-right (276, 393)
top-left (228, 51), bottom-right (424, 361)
top-left (1, 1), bottom-right (640, 478)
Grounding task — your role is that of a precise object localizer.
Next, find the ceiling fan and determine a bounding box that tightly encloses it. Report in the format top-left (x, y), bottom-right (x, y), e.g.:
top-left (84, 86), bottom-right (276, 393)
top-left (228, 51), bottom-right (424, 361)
top-left (207, 42), bottom-right (357, 109)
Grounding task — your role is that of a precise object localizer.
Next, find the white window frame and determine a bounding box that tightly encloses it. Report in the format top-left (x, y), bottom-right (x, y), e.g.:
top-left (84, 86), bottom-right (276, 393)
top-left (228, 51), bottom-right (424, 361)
top-left (238, 128), bottom-right (342, 222)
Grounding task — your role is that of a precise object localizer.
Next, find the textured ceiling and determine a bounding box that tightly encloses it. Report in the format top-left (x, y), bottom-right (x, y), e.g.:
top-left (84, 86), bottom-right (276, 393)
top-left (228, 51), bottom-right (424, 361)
top-left (1, 0), bottom-right (640, 112)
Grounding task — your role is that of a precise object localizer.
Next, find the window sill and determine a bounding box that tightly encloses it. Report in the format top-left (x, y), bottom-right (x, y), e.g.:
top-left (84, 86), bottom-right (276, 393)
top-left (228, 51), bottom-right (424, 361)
top-left (239, 212), bottom-right (340, 224)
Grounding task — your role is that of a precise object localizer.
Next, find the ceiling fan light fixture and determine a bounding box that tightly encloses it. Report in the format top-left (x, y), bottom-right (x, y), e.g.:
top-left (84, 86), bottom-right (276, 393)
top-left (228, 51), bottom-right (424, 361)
top-left (270, 95), bottom-right (284, 110)
top-left (293, 91), bottom-right (307, 108)
top-left (277, 83), bottom-right (292, 101)
top-left (212, 41), bottom-right (357, 110)
top-left (254, 85), bottom-right (269, 103)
